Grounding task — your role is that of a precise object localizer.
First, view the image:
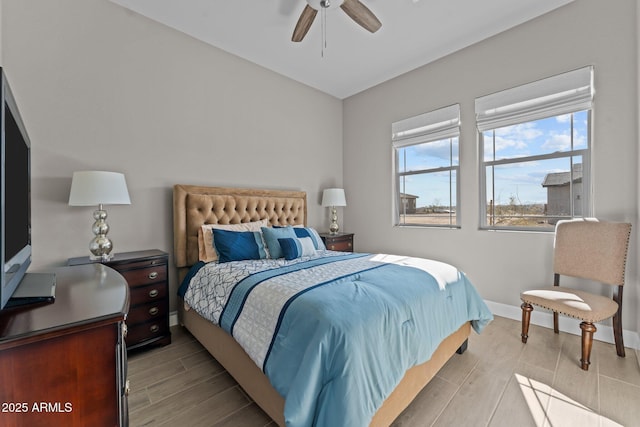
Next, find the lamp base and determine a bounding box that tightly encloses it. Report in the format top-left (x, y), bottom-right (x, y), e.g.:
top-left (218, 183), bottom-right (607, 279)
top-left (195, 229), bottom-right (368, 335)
top-left (329, 206), bottom-right (340, 234)
top-left (90, 254), bottom-right (114, 262)
top-left (89, 251), bottom-right (113, 262)
top-left (89, 235), bottom-right (114, 261)
top-left (89, 205), bottom-right (114, 262)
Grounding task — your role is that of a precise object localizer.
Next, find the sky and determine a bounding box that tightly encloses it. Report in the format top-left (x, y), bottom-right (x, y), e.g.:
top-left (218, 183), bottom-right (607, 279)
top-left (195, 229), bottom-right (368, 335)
top-left (397, 110), bottom-right (588, 208)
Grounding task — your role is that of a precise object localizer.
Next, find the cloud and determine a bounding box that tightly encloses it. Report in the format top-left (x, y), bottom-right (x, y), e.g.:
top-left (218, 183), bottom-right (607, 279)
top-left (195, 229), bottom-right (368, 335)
top-left (413, 139), bottom-right (458, 163)
top-left (495, 122), bottom-right (543, 140)
top-left (488, 122), bottom-right (543, 157)
top-left (486, 116), bottom-right (588, 160)
top-left (542, 132), bottom-right (571, 151)
top-left (542, 127), bottom-right (587, 151)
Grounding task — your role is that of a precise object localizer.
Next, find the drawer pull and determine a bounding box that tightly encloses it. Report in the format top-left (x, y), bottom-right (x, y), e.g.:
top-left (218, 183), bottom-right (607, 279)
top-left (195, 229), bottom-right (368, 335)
top-left (148, 271), bottom-right (159, 280)
top-left (148, 289), bottom-right (159, 298)
top-left (124, 379), bottom-right (130, 396)
top-left (150, 325), bottom-right (160, 333)
top-left (149, 307), bottom-right (159, 316)
top-left (348, 242), bottom-right (352, 247)
top-left (329, 245), bottom-right (335, 250)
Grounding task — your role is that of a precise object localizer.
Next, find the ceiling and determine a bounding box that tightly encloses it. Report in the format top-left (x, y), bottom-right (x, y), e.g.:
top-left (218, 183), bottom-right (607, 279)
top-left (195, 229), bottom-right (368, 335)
top-left (109, 0), bottom-right (574, 99)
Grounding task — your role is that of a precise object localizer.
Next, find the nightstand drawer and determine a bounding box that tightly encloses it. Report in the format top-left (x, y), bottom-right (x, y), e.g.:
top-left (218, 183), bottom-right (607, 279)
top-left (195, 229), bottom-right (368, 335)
top-left (320, 233), bottom-right (354, 252)
top-left (118, 266), bottom-right (167, 287)
top-left (113, 258), bottom-right (166, 270)
top-left (130, 283), bottom-right (167, 305)
top-left (326, 239), bottom-right (352, 251)
top-left (126, 322), bottom-right (169, 346)
top-left (127, 300), bottom-right (168, 325)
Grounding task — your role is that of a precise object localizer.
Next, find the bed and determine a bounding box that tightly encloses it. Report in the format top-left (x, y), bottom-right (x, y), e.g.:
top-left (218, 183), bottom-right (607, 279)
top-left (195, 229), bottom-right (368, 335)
top-left (173, 184), bottom-right (492, 427)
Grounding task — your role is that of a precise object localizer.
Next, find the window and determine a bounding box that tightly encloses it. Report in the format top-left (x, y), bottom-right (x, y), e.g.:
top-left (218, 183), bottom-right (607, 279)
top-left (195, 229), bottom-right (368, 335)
top-left (392, 104), bottom-right (460, 227)
top-left (476, 66), bottom-right (593, 231)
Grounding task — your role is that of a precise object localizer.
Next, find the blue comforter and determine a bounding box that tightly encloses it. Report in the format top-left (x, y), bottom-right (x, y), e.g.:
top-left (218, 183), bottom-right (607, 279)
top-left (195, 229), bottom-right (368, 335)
top-left (180, 252), bottom-right (493, 427)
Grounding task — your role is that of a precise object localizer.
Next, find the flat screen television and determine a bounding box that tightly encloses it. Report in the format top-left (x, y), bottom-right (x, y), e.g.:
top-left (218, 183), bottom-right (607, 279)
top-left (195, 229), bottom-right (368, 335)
top-left (0, 67), bottom-right (32, 310)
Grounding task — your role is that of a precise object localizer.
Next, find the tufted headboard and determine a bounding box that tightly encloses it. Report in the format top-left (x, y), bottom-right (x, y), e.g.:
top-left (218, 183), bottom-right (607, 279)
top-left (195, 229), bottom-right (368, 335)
top-left (173, 185), bottom-right (307, 271)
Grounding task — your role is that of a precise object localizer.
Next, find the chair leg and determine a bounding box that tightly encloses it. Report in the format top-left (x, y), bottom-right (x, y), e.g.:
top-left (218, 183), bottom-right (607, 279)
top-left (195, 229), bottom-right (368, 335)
top-left (580, 322), bottom-right (597, 371)
top-left (613, 313), bottom-right (626, 357)
top-left (521, 303), bottom-right (533, 343)
top-left (553, 311), bottom-right (559, 334)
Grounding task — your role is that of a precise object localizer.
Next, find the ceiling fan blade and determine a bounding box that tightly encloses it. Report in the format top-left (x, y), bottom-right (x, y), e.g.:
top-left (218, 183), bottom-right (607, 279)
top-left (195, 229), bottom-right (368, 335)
top-left (340, 0), bottom-right (381, 33)
top-left (292, 5), bottom-right (318, 42)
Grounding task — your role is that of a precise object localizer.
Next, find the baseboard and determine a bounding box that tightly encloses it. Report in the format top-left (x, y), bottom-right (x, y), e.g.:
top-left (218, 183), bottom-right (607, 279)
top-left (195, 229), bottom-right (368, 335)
top-left (485, 300), bottom-right (640, 350)
top-left (170, 311), bottom-right (179, 327)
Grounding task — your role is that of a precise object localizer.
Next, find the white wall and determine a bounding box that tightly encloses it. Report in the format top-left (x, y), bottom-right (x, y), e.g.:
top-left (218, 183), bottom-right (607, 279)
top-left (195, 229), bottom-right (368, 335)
top-left (636, 0), bottom-right (640, 361)
top-left (344, 0), bottom-right (639, 342)
top-left (1, 0), bottom-right (343, 310)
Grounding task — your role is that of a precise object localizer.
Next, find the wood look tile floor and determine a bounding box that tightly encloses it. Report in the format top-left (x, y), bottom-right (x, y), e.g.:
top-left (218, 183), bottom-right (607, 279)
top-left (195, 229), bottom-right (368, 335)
top-left (128, 316), bottom-right (640, 427)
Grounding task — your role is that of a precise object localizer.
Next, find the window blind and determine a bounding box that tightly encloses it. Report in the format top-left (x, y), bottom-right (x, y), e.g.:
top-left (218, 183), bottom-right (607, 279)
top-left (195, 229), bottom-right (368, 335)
top-left (392, 104), bottom-right (460, 148)
top-left (475, 66), bottom-right (594, 132)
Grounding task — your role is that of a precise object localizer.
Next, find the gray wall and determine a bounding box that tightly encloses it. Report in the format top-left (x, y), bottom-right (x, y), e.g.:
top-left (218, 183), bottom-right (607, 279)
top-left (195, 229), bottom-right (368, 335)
top-left (344, 0), bottom-right (639, 338)
top-left (1, 0), bottom-right (343, 310)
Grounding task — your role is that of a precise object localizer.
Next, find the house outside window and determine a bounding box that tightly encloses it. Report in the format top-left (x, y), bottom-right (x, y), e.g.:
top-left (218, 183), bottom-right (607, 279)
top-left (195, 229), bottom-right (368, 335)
top-left (392, 104), bottom-right (460, 228)
top-left (476, 67), bottom-right (594, 231)
top-left (542, 162), bottom-right (583, 220)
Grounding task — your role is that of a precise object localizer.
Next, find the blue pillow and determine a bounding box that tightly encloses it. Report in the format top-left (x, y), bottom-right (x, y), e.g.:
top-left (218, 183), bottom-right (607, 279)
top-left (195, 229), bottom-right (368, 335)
top-left (212, 229), bottom-right (268, 263)
top-left (273, 226), bottom-right (326, 250)
top-left (278, 237), bottom-right (316, 260)
top-left (261, 226), bottom-right (296, 259)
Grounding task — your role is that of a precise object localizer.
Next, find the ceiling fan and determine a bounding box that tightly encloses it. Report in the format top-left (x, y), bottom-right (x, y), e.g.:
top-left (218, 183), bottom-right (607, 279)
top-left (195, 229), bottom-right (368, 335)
top-left (292, 0), bottom-right (382, 42)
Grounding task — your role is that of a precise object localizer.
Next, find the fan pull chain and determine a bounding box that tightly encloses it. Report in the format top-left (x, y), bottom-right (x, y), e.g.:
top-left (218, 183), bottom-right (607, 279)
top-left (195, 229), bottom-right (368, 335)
top-left (321, 5), bottom-right (327, 57)
top-left (320, 0), bottom-right (330, 58)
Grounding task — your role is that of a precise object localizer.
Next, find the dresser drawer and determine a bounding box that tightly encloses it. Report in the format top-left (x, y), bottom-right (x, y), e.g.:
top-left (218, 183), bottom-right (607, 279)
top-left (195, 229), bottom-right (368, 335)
top-left (118, 266), bottom-right (167, 287)
top-left (126, 322), bottom-right (169, 346)
top-left (130, 283), bottom-right (167, 305)
top-left (127, 300), bottom-right (168, 325)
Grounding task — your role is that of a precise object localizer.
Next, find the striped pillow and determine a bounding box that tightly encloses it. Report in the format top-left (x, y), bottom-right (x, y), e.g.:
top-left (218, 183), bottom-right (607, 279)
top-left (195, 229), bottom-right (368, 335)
top-left (278, 237), bottom-right (317, 260)
top-left (273, 226), bottom-right (326, 250)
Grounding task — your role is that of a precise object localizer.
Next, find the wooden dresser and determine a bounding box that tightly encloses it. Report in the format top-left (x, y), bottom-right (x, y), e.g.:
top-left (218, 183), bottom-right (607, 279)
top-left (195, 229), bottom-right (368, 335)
top-left (68, 249), bottom-right (170, 351)
top-left (0, 264), bottom-right (129, 427)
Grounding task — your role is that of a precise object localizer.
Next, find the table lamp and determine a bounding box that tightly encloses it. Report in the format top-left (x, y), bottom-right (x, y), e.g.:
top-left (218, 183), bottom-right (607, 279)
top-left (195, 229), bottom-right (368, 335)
top-left (321, 188), bottom-right (346, 234)
top-left (68, 171), bottom-right (131, 261)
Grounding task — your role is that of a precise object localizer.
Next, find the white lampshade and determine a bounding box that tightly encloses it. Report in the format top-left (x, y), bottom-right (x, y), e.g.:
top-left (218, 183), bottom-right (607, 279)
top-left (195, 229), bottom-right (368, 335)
top-left (321, 188), bottom-right (346, 207)
top-left (68, 171), bottom-right (131, 206)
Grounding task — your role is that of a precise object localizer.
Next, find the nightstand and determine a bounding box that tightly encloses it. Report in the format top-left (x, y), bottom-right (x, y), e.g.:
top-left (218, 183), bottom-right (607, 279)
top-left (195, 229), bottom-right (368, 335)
top-left (319, 232), bottom-right (354, 252)
top-left (68, 249), bottom-right (170, 351)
